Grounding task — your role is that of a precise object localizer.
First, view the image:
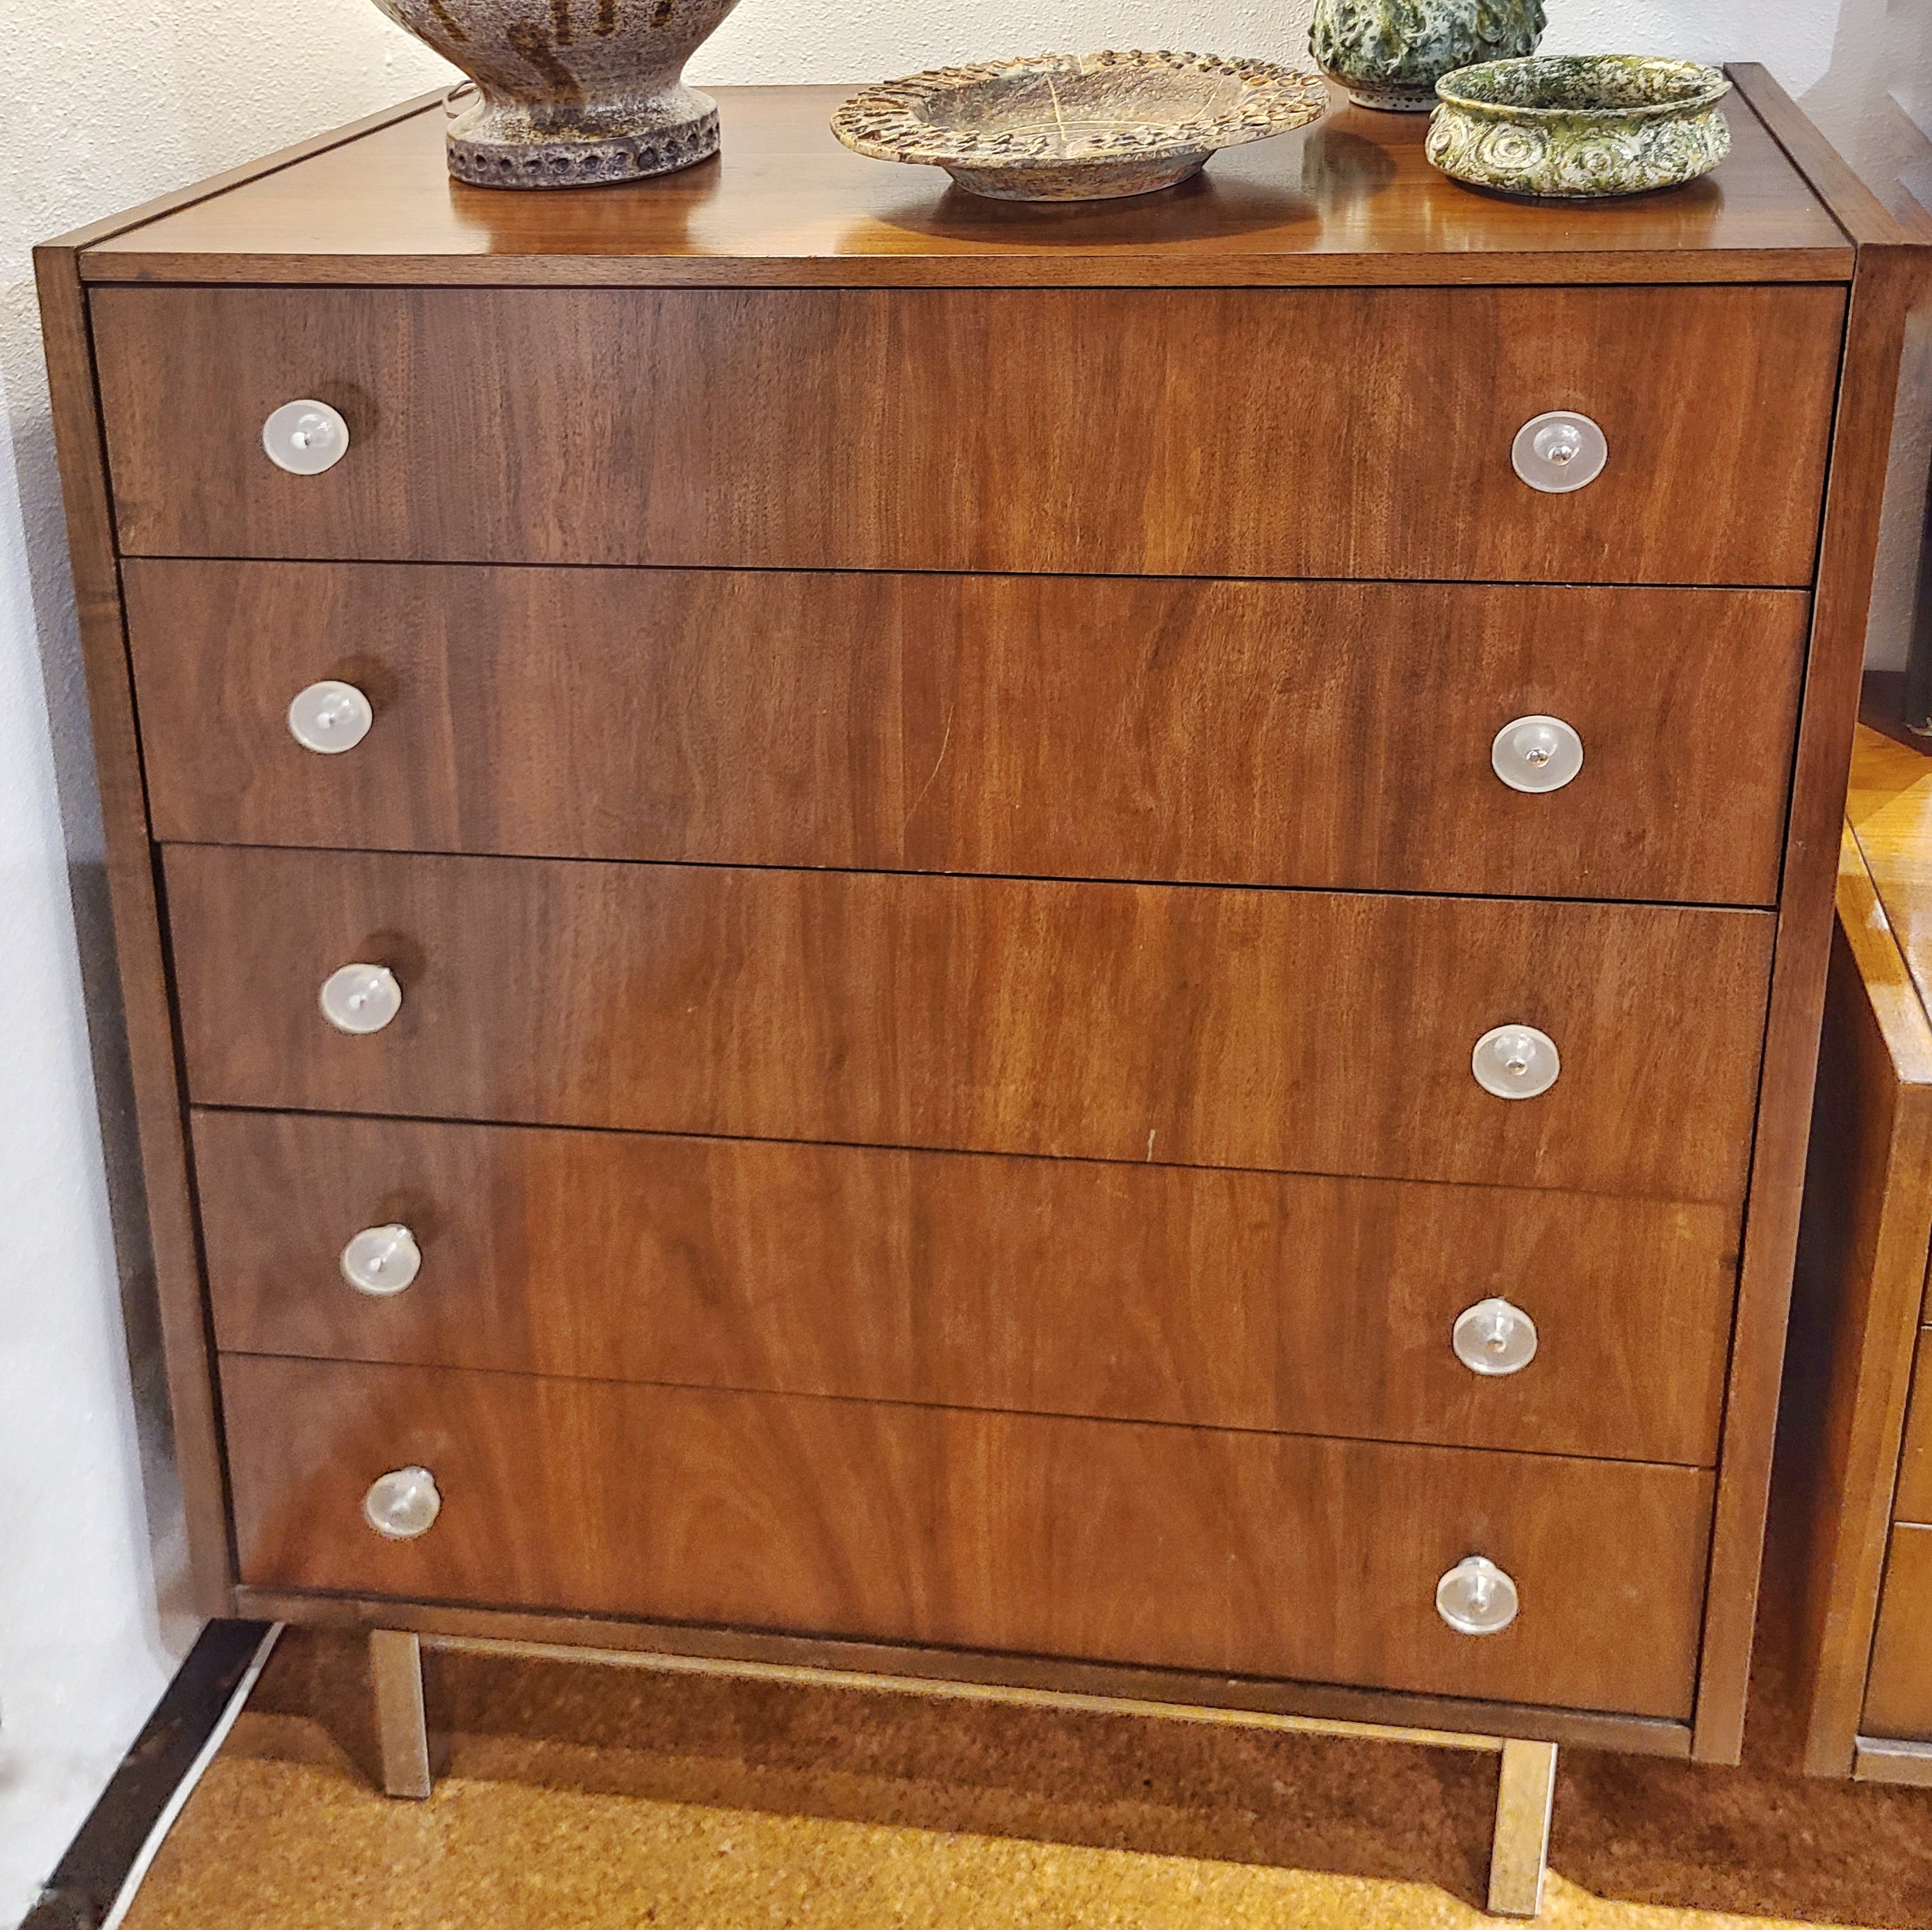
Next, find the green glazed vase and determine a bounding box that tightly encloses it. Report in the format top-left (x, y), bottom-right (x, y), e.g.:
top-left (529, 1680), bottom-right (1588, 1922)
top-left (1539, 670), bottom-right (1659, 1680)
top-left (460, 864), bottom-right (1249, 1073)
top-left (1309, 0), bottom-right (1547, 112)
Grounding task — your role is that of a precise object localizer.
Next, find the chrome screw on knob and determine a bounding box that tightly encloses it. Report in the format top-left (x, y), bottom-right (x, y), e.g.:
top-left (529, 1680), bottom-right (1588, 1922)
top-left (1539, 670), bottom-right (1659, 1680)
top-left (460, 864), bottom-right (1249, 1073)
top-left (362, 1466), bottom-right (441, 1541)
top-left (341, 1224), bottom-right (422, 1297)
top-left (288, 680), bottom-right (374, 755)
top-left (1436, 1555), bottom-right (1521, 1636)
top-left (262, 399), bottom-right (351, 475)
top-left (319, 963), bottom-right (402, 1036)
top-left (1512, 411), bottom-right (1608, 493)
top-left (1453, 1297), bottom-right (1539, 1376)
top-left (1471, 1025), bottom-right (1561, 1101)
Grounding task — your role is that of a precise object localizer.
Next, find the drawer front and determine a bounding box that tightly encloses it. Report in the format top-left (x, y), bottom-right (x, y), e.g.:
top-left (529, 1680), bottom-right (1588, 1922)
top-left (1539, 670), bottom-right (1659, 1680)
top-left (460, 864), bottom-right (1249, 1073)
top-left (95, 284), bottom-right (1840, 585)
top-left (1893, 1330), bottom-right (1932, 1523)
top-left (129, 561), bottom-right (1807, 906)
top-left (165, 847), bottom-right (1774, 1200)
top-left (1865, 1525), bottom-right (1932, 1738)
top-left (195, 1110), bottom-right (1738, 1464)
top-left (224, 1355), bottom-right (1714, 1718)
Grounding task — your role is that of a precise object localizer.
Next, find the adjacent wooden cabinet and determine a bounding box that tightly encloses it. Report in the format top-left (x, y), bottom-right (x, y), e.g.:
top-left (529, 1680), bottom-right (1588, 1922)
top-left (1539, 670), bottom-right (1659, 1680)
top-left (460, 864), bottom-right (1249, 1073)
top-left (1787, 722), bottom-right (1932, 1781)
top-left (35, 71), bottom-right (1924, 1825)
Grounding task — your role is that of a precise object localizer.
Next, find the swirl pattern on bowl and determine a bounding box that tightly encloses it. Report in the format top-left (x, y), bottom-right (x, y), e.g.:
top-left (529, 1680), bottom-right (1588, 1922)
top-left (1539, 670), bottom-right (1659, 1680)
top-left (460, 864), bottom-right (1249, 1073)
top-left (1425, 55), bottom-right (1732, 198)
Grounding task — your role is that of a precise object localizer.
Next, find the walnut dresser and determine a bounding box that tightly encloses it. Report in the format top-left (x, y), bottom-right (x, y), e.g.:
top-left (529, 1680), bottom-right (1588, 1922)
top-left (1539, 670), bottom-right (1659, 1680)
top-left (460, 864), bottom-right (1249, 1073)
top-left (37, 72), bottom-right (1925, 1915)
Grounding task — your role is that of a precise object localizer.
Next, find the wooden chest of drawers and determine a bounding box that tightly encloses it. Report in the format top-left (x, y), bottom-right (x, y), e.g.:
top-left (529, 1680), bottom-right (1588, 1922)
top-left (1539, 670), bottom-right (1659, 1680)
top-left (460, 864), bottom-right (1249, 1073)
top-left (35, 70), bottom-right (1924, 1805)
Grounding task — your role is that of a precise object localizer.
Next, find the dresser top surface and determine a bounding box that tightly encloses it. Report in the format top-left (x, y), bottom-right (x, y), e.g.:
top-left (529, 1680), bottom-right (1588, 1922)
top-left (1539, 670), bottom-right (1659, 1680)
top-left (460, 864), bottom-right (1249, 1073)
top-left (74, 79), bottom-right (1856, 288)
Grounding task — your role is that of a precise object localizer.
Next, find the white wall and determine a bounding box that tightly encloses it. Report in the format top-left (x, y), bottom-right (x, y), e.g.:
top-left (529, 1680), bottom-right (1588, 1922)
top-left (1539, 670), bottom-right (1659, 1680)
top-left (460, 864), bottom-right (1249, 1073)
top-left (1, 3), bottom-right (1927, 1921)
top-left (0, 9), bottom-right (453, 1923)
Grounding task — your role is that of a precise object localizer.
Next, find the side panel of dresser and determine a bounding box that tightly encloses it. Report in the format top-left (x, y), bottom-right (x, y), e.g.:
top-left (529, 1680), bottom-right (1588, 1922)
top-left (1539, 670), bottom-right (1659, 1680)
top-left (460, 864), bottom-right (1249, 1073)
top-left (1784, 831), bottom-right (1932, 1773)
top-left (1693, 64), bottom-right (1932, 1763)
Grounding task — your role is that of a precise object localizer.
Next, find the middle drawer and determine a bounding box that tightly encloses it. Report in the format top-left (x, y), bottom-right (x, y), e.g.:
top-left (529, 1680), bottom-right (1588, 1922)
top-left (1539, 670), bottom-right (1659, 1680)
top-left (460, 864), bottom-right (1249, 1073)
top-left (165, 845), bottom-right (1774, 1200)
top-left (124, 561), bottom-right (1807, 905)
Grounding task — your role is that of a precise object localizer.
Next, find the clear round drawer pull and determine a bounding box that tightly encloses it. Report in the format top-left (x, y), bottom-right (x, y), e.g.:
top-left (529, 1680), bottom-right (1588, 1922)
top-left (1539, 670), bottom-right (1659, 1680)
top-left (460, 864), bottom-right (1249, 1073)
top-left (363, 1466), bottom-right (441, 1541)
top-left (1472, 1024), bottom-right (1560, 1101)
top-left (262, 399), bottom-right (351, 475)
top-left (1436, 1555), bottom-right (1520, 1636)
top-left (1512, 411), bottom-right (1608, 493)
top-left (319, 963), bottom-right (402, 1036)
top-left (288, 680), bottom-right (373, 755)
top-left (341, 1224), bottom-right (420, 1297)
top-left (1491, 715), bottom-right (1583, 794)
top-left (1453, 1297), bottom-right (1539, 1377)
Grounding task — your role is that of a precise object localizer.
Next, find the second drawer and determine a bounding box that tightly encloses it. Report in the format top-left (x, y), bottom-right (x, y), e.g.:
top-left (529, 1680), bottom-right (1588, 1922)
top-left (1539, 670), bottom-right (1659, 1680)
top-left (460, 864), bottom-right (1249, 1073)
top-left (126, 562), bottom-right (1807, 905)
top-left (195, 1110), bottom-right (1739, 1464)
top-left (165, 847), bottom-right (1775, 1200)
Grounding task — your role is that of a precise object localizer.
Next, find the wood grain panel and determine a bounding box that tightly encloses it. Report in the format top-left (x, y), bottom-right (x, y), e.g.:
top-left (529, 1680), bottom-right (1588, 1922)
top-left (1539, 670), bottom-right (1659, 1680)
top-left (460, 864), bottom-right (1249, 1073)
top-left (222, 1354), bottom-right (1715, 1719)
top-left (1865, 1526), bottom-right (1932, 1738)
top-left (164, 847), bottom-right (1775, 1200)
top-left (127, 562), bottom-right (1808, 906)
top-left (1894, 1332), bottom-right (1932, 1524)
top-left (29, 248), bottom-right (234, 1610)
top-left (194, 1109), bottom-right (1739, 1464)
top-left (93, 284), bottom-right (1842, 586)
top-left (79, 85), bottom-right (1854, 288)
top-left (1783, 852), bottom-right (1932, 1774)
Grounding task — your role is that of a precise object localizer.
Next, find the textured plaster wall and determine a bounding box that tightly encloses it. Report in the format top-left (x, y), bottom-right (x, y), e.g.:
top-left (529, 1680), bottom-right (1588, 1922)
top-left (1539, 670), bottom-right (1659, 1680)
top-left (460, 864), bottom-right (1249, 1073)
top-left (0, 3), bottom-right (1928, 1922)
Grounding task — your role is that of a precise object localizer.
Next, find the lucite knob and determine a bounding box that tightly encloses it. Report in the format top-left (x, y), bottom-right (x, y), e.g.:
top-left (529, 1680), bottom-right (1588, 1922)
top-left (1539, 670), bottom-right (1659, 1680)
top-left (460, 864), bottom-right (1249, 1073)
top-left (1453, 1297), bottom-right (1539, 1376)
top-left (262, 399), bottom-right (350, 476)
top-left (341, 1224), bottom-right (421, 1297)
top-left (363, 1466), bottom-right (441, 1540)
top-left (1472, 1024), bottom-right (1561, 1101)
top-left (1436, 1555), bottom-right (1520, 1636)
top-left (288, 680), bottom-right (373, 755)
top-left (1512, 411), bottom-right (1608, 493)
top-left (319, 963), bottom-right (402, 1036)
top-left (1491, 715), bottom-right (1584, 794)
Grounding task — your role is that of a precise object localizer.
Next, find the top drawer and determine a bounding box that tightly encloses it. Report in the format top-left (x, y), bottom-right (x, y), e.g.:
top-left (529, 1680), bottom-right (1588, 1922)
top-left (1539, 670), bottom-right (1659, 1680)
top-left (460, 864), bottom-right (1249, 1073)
top-left (91, 284), bottom-right (1842, 586)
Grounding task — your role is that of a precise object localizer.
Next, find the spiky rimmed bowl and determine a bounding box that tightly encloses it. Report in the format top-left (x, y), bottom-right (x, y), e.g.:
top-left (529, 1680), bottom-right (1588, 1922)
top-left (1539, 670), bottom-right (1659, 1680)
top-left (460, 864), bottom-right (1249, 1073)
top-left (1426, 55), bottom-right (1732, 199)
top-left (830, 51), bottom-right (1330, 202)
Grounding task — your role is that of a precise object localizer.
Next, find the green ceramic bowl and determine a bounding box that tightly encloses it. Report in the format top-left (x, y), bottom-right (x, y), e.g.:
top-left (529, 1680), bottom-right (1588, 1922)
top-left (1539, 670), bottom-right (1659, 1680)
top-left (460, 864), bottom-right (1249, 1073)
top-left (1426, 55), bottom-right (1731, 199)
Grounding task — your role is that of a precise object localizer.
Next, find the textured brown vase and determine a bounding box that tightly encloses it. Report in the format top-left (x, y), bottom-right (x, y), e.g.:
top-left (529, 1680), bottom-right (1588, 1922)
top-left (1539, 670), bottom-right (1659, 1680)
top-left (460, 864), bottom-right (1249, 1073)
top-left (372, 0), bottom-right (743, 188)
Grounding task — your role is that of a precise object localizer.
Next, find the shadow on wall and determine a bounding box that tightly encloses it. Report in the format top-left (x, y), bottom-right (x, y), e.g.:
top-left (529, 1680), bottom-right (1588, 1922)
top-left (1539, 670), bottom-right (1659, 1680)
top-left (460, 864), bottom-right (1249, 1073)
top-left (1803, 0), bottom-right (1932, 674)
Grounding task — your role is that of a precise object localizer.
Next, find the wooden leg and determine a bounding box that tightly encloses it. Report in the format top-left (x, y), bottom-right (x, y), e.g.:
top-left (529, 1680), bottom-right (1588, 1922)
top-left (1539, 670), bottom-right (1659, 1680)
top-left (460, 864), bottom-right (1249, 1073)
top-left (1487, 1738), bottom-right (1557, 1918)
top-left (370, 1630), bottom-right (433, 1800)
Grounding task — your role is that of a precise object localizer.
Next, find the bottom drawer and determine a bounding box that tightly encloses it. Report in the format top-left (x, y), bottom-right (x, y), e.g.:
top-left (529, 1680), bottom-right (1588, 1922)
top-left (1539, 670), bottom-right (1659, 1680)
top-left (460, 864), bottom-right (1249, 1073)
top-left (1866, 1526), bottom-right (1932, 1737)
top-left (224, 1356), bottom-right (1713, 1719)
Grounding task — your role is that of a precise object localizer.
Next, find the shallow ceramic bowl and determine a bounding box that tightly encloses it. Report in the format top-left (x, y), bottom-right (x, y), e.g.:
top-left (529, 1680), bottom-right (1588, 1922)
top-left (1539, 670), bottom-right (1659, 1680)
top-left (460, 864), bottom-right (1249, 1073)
top-left (830, 51), bottom-right (1329, 202)
top-left (1426, 55), bottom-right (1731, 199)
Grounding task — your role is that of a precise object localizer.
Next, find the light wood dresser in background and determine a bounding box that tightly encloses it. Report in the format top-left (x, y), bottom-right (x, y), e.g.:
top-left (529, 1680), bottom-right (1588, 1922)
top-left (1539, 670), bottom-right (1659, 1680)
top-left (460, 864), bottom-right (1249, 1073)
top-left (37, 69), bottom-right (1924, 1915)
top-left (1787, 713), bottom-right (1932, 1783)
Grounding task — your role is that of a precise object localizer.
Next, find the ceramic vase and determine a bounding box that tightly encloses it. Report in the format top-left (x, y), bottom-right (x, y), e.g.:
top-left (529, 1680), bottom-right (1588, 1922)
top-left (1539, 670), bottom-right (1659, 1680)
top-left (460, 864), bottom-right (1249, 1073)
top-left (371, 0), bottom-right (742, 188)
top-left (1309, 0), bottom-right (1547, 113)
